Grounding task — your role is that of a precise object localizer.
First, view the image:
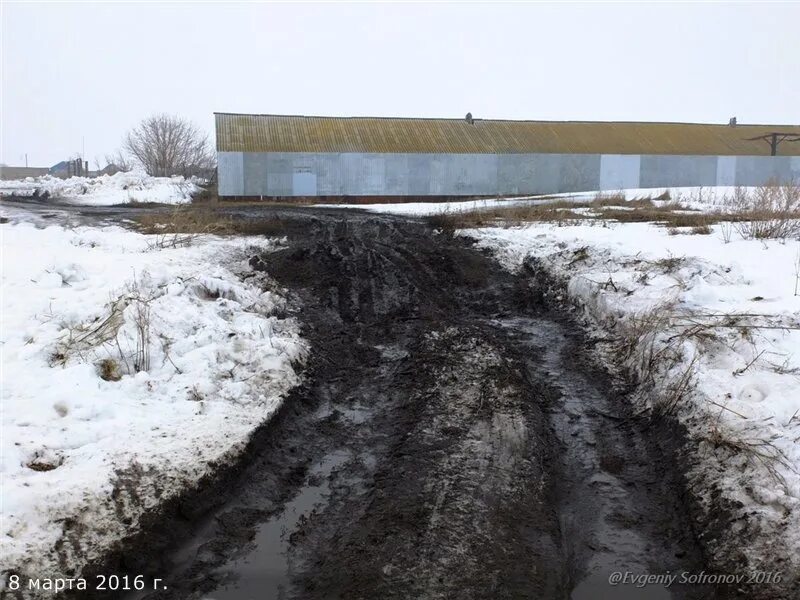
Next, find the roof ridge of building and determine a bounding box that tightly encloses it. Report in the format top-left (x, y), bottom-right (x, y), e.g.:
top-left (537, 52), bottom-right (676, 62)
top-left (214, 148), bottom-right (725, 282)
top-left (214, 112), bottom-right (799, 128)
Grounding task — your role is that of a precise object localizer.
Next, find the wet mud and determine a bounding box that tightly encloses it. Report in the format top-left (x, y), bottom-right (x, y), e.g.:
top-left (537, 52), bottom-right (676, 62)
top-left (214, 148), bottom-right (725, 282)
top-left (131, 211), bottom-right (714, 600)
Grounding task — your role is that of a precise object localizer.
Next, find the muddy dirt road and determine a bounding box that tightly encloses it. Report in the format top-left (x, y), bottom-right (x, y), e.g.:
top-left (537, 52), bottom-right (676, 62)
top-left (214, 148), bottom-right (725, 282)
top-left (3, 198), bottom-right (714, 599)
top-left (113, 208), bottom-right (712, 600)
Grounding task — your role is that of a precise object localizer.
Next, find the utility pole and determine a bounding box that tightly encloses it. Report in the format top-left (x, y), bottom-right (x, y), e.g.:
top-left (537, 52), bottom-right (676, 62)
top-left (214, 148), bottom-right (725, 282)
top-left (25, 153), bottom-right (28, 167)
top-left (745, 132), bottom-right (800, 156)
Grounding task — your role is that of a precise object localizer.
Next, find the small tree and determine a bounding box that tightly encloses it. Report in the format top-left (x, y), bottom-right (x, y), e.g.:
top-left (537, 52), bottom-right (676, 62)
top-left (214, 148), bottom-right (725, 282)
top-left (123, 114), bottom-right (214, 178)
top-left (102, 150), bottom-right (134, 174)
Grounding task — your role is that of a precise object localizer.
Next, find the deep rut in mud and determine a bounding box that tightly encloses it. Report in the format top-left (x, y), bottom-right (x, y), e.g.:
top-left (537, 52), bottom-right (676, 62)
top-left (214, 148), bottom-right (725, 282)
top-left (135, 212), bottom-right (712, 600)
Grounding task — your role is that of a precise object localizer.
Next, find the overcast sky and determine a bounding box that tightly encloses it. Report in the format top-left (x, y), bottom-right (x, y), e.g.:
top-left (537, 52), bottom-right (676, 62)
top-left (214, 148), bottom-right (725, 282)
top-left (2, 1), bottom-right (798, 167)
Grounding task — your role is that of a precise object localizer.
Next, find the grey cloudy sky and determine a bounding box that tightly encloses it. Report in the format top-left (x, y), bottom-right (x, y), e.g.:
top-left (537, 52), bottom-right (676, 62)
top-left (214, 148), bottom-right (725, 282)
top-left (2, 1), bottom-right (798, 167)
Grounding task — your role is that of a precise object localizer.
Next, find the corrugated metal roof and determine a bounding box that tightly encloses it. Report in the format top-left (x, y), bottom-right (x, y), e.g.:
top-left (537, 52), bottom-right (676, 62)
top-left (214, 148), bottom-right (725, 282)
top-left (215, 113), bottom-right (800, 156)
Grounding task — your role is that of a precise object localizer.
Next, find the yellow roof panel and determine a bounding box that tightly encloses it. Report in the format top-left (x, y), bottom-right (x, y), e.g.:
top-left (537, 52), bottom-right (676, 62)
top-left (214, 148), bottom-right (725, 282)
top-left (215, 113), bottom-right (800, 156)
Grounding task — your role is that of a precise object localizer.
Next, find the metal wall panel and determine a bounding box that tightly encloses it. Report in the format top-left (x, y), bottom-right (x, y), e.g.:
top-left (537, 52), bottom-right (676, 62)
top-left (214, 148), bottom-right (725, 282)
top-left (640, 155), bottom-right (717, 188)
top-left (790, 157), bottom-right (800, 179)
top-left (407, 154), bottom-right (431, 196)
top-left (217, 151), bottom-right (244, 196)
top-left (220, 151), bottom-right (799, 197)
top-left (600, 155), bottom-right (641, 190)
top-left (716, 156), bottom-right (737, 187)
top-left (735, 156), bottom-right (791, 186)
top-left (384, 154), bottom-right (410, 195)
top-left (559, 154), bottom-right (602, 194)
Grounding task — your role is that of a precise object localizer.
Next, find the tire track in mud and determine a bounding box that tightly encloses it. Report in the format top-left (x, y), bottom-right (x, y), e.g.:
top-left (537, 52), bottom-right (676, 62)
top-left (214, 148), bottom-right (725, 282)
top-left (131, 212), bottom-right (713, 600)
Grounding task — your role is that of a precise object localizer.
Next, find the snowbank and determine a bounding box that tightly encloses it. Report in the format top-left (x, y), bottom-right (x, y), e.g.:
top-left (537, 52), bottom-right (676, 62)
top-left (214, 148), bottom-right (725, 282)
top-left (466, 220), bottom-right (800, 586)
top-left (0, 170), bottom-right (202, 205)
top-left (0, 215), bottom-right (306, 584)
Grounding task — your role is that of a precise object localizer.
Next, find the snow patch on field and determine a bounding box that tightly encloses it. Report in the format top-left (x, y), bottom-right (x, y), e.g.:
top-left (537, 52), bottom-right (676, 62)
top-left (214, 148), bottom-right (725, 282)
top-left (0, 214), bottom-right (306, 582)
top-left (320, 186), bottom-right (757, 216)
top-left (466, 220), bottom-right (800, 580)
top-left (0, 170), bottom-right (201, 205)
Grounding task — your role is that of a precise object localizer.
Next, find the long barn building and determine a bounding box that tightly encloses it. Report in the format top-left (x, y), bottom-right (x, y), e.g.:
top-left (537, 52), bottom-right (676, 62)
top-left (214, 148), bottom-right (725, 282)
top-left (215, 113), bottom-right (800, 200)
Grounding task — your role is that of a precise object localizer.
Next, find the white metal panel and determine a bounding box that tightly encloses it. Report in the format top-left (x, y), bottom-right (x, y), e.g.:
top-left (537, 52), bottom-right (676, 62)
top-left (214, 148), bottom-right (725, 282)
top-left (599, 154), bottom-right (641, 190)
top-left (217, 152), bottom-right (244, 196)
top-left (716, 156), bottom-right (737, 186)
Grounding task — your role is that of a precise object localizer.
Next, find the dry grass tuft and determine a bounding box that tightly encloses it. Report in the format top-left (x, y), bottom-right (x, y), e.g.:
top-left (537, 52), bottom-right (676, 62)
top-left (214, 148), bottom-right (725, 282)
top-left (97, 358), bottom-right (122, 381)
top-left (134, 207), bottom-right (287, 246)
top-left (428, 205), bottom-right (586, 231)
top-left (135, 207), bottom-right (235, 236)
top-left (730, 180), bottom-right (800, 240)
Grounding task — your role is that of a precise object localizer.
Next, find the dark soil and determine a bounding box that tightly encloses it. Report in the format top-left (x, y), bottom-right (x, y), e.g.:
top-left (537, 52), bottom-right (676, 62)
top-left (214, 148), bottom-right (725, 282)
top-left (121, 209), bottom-right (717, 600)
top-left (1, 201), bottom-right (741, 599)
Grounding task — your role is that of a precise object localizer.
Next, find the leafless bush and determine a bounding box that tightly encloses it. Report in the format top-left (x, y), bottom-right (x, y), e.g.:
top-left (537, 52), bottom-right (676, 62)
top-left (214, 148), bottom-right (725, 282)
top-left (690, 224), bottom-right (712, 235)
top-left (102, 150), bottom-right (134, 174)
top-left (132, 298), bottom-right (151, 372)
top-left (704, 418), bottom-right (795, 491)
top-left (123, 113), bottom-right (215, 177)
top-left (731, 180), bottom-right (800, 240)
top-left (719, 221), bottom-right (734, 243)
top-left (610, 306), bottom-right (748, 417)
top-left (53, 296), bottom-right (131, 364)
top-left (794, 245), bottom-right (800, 296)
top-left (54, 280), bottom-right (156, 375)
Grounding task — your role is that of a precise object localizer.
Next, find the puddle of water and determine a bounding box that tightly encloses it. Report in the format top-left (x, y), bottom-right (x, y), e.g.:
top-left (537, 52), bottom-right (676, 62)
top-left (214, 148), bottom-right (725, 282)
top-left (207, 450), bottom-right (350, 600)
top-left (492, 317), bottom-right (679, 600)
top-left (314, 397), bottom-right (373, 424)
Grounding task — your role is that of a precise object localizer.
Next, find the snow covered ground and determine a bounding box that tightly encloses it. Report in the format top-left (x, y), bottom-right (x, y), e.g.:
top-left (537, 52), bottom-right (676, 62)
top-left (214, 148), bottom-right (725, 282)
top-left (0, 211), bottom-right (306, 584)
top-left (0, 170), bottom-right (202, 205)
top-left (464, 216), bottom-right (800, 579)
top-left (320, 186), bottom-right (753, 216)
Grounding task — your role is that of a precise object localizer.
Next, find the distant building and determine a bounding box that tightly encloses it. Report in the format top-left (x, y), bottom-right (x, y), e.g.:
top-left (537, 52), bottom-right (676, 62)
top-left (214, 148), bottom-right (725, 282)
top-left (213, 113), bottom-right (800, 199)
top-left (50, 159), bottom-right (89, 178)
top-left (0, 166), bottom-right (49, 180)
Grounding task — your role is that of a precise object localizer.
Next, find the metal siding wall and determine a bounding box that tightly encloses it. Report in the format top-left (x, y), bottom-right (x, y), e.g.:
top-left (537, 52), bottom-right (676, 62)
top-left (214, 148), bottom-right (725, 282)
top-left (734, 156), bottom-right (791, 186)
top-left (559, 154), bottom-right (602, 194)
top-left (640, 155), bottom-right (717, 188)
top-left (267, 153), bottom-right (294, 196)
top-left (599, 155), bottom-right (641, 190)
top-left (384, 154), bottom-right (410, 195)
top-left (716, 156), bottom-right (737, 187)
top-left (217, 152), bottom-right (244, 196)
top-left (219, 152), bottom-right (799, 197)
top-left (408, 154), bottom-right (432, 195)
top-left (790, 157), bottom-right (800, 180)
top-left (315, 154), bottom-right (344, 196)
top-left (497, 155), bottom-right (533, 196)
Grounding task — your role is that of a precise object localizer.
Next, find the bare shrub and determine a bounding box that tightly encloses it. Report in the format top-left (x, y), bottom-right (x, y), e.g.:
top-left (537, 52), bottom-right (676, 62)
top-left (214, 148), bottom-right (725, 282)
top-left (123, 114), bottom-right (215, 178)
top-left (794, 245), bottom-right (800, 296)
top-left (732, 180), bottom-right (800, 240)
top-left (53, 296), bottom-right (131, 365)
top-left (54, 280), bottom-right (157, 376)
top-left (102, 150), bottom-right (134, 174)
top-left (719, 221), bottom-right (734, 243)
top-left (131, 296), bottom-right (152, 372)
